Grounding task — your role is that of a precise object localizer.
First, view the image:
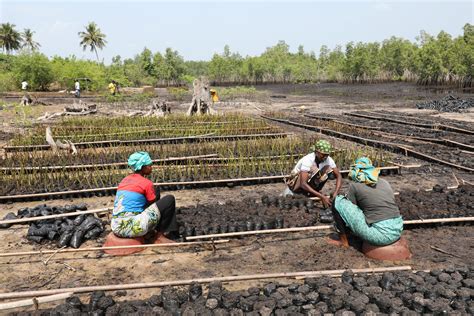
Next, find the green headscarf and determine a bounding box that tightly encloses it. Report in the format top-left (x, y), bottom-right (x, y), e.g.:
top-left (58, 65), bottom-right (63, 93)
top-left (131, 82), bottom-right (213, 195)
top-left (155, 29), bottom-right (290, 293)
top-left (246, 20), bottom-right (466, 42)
top-left (348, 157), bottom-right (379, 186)
top-left (311, 140), bottom-right (332, 154)
top-left (128, 151), bottom-right (152, 172)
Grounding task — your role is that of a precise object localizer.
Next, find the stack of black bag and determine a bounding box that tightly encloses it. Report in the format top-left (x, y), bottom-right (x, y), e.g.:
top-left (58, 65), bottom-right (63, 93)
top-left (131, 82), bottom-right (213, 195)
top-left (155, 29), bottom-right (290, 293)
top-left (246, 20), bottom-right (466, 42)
top-left (0, 203), bottom-right (105, 248)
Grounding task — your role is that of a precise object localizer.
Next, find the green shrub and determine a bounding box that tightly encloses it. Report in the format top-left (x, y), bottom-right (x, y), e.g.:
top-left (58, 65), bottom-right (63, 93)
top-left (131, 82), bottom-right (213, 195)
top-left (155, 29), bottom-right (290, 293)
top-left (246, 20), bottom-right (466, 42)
top-left (12, 53), bottom-right (54, 90)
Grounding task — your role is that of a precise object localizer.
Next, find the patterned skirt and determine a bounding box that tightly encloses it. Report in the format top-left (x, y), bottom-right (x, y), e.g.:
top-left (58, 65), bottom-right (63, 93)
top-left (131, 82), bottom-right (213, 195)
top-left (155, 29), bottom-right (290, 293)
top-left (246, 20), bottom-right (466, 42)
top-left (333, 195), bottom-right (403, 246)
top-left (111, 203), bottom-right (161, 238)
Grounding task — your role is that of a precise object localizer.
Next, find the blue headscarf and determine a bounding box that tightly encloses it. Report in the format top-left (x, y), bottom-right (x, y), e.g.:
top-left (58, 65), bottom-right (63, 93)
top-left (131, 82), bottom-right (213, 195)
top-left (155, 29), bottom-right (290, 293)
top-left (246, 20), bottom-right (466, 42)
top-left (348, 157), bottom-right (380, 186)
top-left (128, 151), bottom-right (152, 171)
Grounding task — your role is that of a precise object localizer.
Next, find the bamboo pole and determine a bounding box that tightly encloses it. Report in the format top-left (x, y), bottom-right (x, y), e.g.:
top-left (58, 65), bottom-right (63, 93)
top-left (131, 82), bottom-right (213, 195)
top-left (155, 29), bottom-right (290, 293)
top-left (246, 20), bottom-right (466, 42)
top-left (0, 154), bottom-right (219, 173)
top-left (0, 208), bottom-right (112, 225)
top-left (186, 216), bottom-right (474, 241)
top-left (0, 266), bottom-right (412, 300)
top-left (0, 240), bottom-right (230, 258)
top-left (0, 292), bottom-right (73, 311)
top-left (403, 217), bottom-right (474, 225)
top-left (3, 132), bottom-right (291, 152)
top-left (186, 225), bottom-right (333, 241)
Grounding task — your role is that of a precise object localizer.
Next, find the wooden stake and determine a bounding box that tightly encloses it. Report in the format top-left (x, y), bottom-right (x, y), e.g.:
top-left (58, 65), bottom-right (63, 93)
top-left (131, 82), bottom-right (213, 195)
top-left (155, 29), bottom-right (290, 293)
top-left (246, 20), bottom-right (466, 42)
top-left (0, 266), bottom-right (412, 300)
top-left (0, 240), bottom-right (230, 258)
top-left (0, 292), bottom-right (73, 311)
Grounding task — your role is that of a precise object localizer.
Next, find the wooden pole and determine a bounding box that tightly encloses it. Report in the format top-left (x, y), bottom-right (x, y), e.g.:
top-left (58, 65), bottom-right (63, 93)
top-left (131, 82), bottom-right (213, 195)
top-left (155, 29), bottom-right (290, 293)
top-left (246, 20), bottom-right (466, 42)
top-left (0, 240), bottom-right (230, 258)
top-left (186, 216), bottom-right (474, 241)
top-left (0, 292), bottom-right (73, 311)
top-left (0, 266), bottom-right (412, 300)
top-left (403, 217), bottom-right (474, 225)
top-left (0, 208), bottom-right (112, 225)
top-left (186, 225), bottom-right (333, 241)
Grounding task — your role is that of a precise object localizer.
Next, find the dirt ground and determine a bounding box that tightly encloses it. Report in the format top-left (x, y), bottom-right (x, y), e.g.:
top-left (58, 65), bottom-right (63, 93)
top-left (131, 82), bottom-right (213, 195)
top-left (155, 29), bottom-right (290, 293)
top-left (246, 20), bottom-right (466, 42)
top-left (0, 83), bottom-right (472, 310)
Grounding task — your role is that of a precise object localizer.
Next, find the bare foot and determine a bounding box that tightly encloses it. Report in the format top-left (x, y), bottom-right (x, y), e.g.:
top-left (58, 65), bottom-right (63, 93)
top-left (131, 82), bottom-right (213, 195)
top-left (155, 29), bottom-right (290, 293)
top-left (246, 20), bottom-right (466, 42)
top-left (326, 233), bottom-right (349, 248)
top-left (153, 232), bottom-right (176, 244)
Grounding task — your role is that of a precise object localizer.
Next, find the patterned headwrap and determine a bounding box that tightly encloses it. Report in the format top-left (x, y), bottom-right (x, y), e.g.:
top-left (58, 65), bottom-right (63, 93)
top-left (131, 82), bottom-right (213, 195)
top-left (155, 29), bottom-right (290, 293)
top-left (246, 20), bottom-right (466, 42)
top-left (128, 151), bottom-right (153, 171)
top-left (311, 140), bottom-right (332, 154)
top-left (348, 157), bottom-right (379, 186)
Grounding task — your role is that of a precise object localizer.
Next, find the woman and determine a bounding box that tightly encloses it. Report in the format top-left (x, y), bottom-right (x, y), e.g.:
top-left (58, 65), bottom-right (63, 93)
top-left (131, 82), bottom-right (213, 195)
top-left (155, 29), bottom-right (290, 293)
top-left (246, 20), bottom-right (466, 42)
top-left (331, 157), bottom-right (403, 247)
top-left (112, 151), bottom-right (178, 242)
top-left (283, 140), bottom-right (342, 208)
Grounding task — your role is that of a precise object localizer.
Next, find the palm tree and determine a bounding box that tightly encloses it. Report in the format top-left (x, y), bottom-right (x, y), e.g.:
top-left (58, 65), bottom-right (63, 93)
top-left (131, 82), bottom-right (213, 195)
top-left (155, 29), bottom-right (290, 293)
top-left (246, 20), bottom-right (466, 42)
top-left (21, 28), bottom-right (41, 51)
top-left (0, 23), bottom-right (22, 54)
top-left (78, 22), bottom-right (107, 61)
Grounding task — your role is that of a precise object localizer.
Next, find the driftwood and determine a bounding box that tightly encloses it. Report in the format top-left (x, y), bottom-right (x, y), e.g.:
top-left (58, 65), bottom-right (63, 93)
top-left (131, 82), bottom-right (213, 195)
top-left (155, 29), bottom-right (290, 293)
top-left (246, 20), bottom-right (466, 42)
top-left (46, 127), bottom-right (77, 155)
top-left (187, 77), bottom-right (216, 116)
top-left (37, 102), bottom-right (97, 121)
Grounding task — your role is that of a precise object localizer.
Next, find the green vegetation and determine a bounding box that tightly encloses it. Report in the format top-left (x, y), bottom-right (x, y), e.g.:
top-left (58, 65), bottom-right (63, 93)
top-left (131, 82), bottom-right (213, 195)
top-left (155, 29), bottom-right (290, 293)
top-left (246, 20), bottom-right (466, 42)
top-left (0, 23), bottom-right (472, 91)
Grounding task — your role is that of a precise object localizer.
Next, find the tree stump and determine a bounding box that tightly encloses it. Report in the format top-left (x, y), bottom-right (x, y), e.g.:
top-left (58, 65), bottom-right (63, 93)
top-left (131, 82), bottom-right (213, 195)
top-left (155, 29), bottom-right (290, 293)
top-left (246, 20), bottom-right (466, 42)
top-left (187, 77), bottom-right (216, 116)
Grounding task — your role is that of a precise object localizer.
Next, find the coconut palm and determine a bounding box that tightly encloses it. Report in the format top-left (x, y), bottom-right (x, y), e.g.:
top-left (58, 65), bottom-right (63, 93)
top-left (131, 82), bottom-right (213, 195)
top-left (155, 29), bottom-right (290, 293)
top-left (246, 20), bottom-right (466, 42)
top-left (21, 28), bottom-right (41, 51)
top-left (0, 23), bottom-right (22, 54)
top-left (78, 22), bottom-right (107, 61)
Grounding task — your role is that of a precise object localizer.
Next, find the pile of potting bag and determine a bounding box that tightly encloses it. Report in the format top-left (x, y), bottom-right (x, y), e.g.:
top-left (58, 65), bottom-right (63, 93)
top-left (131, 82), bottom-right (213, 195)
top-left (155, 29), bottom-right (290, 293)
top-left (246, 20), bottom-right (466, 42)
top-left (416, 95), bottom-right (474, 112)
top-left (0, 203), bottom-right (105, 248)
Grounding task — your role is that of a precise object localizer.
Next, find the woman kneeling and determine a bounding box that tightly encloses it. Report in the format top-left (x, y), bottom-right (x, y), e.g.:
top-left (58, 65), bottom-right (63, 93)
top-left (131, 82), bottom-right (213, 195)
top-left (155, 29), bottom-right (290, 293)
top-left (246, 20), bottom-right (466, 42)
top-left (112, 151), bottom-right (178, 242)
top-left (331, 157), bottom-right (403, 247)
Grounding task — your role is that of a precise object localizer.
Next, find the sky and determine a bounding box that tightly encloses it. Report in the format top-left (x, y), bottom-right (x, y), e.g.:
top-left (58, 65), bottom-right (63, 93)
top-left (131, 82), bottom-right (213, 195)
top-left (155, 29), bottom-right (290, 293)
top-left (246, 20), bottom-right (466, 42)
top-left (0, 0), bottom-right (472, 63)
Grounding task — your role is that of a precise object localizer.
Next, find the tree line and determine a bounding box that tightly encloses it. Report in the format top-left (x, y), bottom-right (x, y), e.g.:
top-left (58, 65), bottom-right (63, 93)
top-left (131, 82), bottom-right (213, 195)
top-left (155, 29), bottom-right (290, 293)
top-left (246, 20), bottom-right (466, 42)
top-left (0, 22), bottom-right (472, 91)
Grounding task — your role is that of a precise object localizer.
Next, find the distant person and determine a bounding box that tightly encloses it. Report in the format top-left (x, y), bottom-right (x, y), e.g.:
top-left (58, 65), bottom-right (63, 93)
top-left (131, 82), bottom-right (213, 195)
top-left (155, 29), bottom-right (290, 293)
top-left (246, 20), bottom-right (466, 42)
top-left (210, 89), bottom-right (219, 103)
top-left (330, 157), bottom-right (403, 248)
top-left (20, 80), bottom-right (31, 106)
top-left (108, 80), bottom-right (117, 96)
top-left (21, 80), bottom-right (28, 92)
top-left (283, 140), bottom-right (342, 208)
top-left (74, 79), bottom-right (80, 98)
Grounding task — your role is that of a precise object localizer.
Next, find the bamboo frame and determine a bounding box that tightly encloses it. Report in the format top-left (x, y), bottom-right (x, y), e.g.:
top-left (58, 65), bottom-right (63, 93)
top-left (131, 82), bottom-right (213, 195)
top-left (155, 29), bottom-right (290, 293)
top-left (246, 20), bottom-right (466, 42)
top-left (0, 266), bottom-right (412, 299)
top-left (346, 112), bottom-right (474, 135)
top-left (262, 116), bottom-right (474, 172)
top-left (3, 133), bottom-right (291, 152)
top-left (0, 164), bottom-right (419, 203)
top-left (0, 240), bottom-right (230, 258)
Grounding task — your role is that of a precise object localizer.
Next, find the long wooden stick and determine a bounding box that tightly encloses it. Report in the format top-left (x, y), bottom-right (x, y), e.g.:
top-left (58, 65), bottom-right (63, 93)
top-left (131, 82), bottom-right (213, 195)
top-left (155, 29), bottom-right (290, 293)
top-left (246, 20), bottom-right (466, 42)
top-left (0, 154), bottom-right (219, 173)
top-left (0, 292), bottom-right (73, 311)
top-left (0, 240), bottom-right (230, 258)
top-left (0, 266), bottom-right (412, 300)
top-left (0, 208), bottom-right (112, 225)
top-left (186, 225), bottom-right (333, 241)
top-left (186, 216), bottom-right (474, 241)
top-left (4, 132), bottom-right (291, 152)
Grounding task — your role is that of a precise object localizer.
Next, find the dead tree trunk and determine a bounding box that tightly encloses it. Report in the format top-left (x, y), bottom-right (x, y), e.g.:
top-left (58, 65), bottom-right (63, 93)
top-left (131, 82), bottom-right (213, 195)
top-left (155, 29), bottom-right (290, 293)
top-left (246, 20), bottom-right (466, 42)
top-left (187, 77), bottom-right (216, 116)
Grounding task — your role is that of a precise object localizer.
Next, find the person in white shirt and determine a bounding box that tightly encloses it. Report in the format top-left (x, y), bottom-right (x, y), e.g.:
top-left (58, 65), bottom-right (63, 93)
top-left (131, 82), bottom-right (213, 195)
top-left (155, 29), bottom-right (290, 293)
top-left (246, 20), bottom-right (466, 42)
top-left (74, 79), bottom-right (80, 98)
top-left (284, 140), bottom-right (342, 208)
top-left (21, 80), bottom-right (28, 91)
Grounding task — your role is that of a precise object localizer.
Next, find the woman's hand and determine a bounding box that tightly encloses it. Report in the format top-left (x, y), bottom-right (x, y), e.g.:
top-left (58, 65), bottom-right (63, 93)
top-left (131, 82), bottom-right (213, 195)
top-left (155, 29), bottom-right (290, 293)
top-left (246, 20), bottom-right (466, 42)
top-left (321, 195), bottom-right (332, 208)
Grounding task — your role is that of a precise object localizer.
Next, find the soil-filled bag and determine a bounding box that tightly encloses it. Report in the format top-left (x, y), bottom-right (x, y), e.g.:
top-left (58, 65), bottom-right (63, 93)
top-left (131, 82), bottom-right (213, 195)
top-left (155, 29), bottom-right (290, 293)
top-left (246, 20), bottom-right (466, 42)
top-left (58, 229), bottom-right (74, 247)
top-left (0, 212), bottom-right (18, 229)
top-left (70, 228), bottom-right (87, 248)
top-left (73, 214), bottom-right (86, 226)
top-left (80, 216), bottom-right (103, 231)
top-left (84, 226), bottom-right (103, 240)
top-left (27, 224), bottom-right (55, 237)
